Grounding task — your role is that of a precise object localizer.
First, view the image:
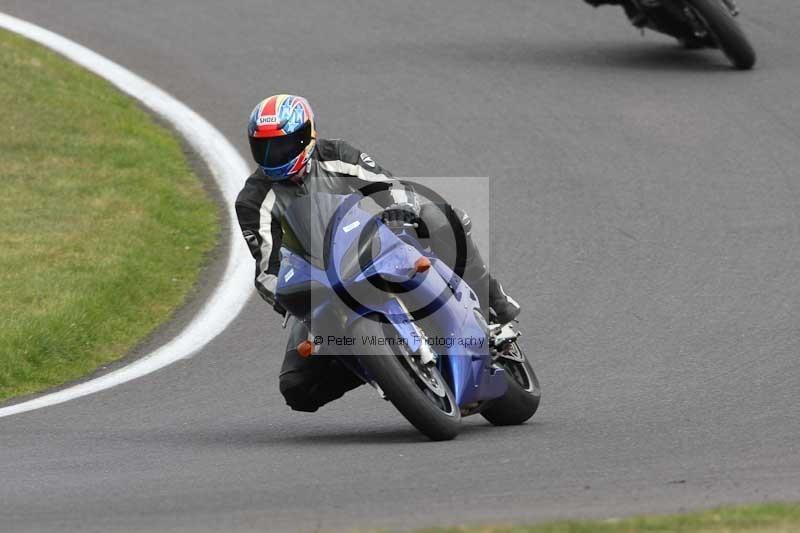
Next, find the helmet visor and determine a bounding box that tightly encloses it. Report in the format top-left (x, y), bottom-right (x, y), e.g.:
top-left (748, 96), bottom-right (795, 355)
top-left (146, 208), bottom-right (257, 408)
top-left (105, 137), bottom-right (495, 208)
top-left (249, 121), bottom-right (312, 169)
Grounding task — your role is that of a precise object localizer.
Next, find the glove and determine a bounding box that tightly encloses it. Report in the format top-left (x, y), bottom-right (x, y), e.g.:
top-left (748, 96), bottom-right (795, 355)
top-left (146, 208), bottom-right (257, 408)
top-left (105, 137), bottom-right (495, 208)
top-left (261, 274), bottom-right (287, 316)
top-left (381, 202), bottom-right (419, 225)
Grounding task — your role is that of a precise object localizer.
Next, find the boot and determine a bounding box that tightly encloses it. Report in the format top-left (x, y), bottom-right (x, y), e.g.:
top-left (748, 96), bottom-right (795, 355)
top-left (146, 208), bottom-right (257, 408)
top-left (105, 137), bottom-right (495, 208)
top-left (461, 266), bottom-right (521, 325)
top-left (489, 277), bottom-right (521, 324)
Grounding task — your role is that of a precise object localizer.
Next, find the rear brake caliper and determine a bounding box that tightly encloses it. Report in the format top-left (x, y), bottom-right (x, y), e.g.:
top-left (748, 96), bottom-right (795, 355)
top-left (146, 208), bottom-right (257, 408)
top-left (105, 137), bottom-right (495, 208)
top-left (489, 323), bottom-right (522, 361)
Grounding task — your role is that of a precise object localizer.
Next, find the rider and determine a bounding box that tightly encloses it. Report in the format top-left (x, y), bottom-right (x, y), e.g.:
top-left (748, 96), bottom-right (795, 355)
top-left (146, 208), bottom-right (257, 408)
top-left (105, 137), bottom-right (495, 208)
top-left (584, 0), bottom-right (642, 23)
top-left (235, 94), bottom-right (521, 413)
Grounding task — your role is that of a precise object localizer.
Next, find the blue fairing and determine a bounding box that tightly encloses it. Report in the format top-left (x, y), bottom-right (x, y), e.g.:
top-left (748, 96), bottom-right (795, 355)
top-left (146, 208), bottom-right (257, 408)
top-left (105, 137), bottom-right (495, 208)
top-left (275, 193), bottom-right (506, 406)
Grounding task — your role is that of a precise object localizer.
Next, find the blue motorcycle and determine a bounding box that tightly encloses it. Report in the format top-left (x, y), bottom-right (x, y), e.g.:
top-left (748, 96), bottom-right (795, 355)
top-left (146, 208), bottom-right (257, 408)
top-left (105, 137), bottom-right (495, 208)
top-left (274, 192), bottom-right (540, 440)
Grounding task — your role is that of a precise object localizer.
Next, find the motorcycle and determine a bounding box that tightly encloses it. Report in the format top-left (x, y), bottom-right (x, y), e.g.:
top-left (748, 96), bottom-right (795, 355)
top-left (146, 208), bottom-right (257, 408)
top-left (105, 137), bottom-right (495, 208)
top-left (274, 192), bottom-right (541, 441)
top-left (623, 0), bottom-right (756, 69)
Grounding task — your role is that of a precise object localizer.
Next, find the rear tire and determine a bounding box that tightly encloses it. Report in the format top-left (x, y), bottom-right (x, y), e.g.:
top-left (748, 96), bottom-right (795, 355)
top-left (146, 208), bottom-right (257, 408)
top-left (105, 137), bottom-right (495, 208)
top-left (352, 319), bottom-right (461, 441)
top-left (687, 0), bottom-right (756, 69)
top-left (481, 342), bottom-right (541, 426)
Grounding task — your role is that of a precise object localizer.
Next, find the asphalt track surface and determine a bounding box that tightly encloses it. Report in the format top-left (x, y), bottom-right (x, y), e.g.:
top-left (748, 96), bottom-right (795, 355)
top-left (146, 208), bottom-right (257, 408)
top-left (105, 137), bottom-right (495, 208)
top-left (1, 1), bottom-right (799, 531)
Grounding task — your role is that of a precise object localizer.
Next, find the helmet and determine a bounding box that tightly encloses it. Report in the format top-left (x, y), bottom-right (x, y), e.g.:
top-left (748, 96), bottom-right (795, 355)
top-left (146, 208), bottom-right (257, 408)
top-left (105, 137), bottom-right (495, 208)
top-left (248, 94), bottom-right (316, 181)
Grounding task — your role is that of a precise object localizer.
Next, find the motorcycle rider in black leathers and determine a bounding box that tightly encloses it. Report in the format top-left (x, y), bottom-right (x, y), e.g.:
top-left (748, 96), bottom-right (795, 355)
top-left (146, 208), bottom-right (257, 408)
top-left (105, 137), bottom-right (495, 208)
top-left (584, 0), bottom-right (642, 23)
top-left (235, 94), bottom-right (521, 413)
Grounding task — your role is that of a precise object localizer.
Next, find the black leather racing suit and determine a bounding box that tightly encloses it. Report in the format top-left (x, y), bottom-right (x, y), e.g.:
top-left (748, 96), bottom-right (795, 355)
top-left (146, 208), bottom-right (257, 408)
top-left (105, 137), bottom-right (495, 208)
top-left (584, 0), bottom-right (640, 20)
top-left (235, 138), bottom-right (515, 412)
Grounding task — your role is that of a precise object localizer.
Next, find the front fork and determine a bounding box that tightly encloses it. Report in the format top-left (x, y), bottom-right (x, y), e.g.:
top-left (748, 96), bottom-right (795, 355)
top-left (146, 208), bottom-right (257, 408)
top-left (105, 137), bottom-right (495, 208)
top-left (683, 4), bottom-right (710, 38)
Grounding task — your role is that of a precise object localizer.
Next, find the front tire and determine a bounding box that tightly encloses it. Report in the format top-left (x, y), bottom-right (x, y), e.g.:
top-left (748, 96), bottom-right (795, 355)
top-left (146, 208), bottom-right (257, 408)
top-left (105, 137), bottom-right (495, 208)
top-left (688, 0), bottom-right (756, 69)
top-left (352, 319), bottom-right (461, 441)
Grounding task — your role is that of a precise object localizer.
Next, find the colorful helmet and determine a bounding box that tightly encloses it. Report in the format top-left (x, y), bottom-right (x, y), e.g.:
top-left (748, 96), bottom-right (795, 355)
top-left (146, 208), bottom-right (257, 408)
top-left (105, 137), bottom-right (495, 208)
top-left (248, 94), bottom-right (316, 181)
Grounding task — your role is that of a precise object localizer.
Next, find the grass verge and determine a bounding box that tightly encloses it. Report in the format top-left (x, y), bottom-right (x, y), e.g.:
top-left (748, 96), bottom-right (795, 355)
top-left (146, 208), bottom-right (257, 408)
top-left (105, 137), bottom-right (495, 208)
top-left (421, 503), bottom-right (800, 533)
top-left (0, 29), bottom-right (218, 401)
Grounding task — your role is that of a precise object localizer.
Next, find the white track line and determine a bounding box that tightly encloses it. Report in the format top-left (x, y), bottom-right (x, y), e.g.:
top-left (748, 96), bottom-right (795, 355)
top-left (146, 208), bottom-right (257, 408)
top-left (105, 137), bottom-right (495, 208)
top-left (0, 13), bottom-right (253, 418)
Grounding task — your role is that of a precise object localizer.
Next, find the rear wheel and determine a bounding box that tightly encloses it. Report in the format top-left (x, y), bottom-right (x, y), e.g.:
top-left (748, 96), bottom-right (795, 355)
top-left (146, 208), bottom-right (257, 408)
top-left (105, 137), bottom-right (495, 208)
top-left (688, 0), bottom-right (756, 69)
top-left (352, 319), bottom-right (461, 441)
top-left (481, 340), bottom-right (541, 426)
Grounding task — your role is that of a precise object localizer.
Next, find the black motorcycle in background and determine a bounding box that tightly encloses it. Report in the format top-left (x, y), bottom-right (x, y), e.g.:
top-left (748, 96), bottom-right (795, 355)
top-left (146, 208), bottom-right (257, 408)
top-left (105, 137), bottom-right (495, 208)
top-left (596, 0), bottom-right (756, 69)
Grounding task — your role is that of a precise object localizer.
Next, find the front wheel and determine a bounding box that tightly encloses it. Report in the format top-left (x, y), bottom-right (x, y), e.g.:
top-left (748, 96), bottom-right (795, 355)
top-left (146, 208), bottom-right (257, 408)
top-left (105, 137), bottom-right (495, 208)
top-left (352, 319), bottom-right (461, 441)
top-left (688, 0), bottom-right (756, 69)
top-left (481, 340), bottom-right (541, 426)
